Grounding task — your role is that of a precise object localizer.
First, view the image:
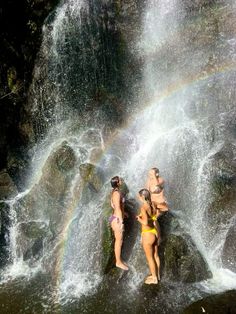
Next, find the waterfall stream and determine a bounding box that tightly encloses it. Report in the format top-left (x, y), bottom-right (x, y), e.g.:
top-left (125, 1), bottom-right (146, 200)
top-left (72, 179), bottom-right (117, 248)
top-left (1, 0), bottom-right (236, 312)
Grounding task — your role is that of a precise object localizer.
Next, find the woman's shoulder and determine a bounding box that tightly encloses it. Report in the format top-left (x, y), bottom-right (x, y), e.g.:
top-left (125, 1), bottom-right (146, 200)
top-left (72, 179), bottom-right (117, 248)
top-left (112, 189), bottom-right (121, 197)
top-left (141, 203), bottom-right (149, 212)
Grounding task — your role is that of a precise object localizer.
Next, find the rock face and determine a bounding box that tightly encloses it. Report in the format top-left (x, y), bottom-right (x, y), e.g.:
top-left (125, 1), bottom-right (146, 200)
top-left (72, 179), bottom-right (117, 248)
top-left (0, 0), bottom-right (60, 180)
top-left (203, 142), bottom-right (236, 271)
top-left (0, 170), bottom-right (18, 199)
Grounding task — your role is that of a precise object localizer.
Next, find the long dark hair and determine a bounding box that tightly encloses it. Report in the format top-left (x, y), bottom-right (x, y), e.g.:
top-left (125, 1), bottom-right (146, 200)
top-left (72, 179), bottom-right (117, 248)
top-left (110, 176), bottom-right (120, 189)
top-left (151, 167), bottom-right (159, 178)
top-left (139, 188), bottom-right (155, 216)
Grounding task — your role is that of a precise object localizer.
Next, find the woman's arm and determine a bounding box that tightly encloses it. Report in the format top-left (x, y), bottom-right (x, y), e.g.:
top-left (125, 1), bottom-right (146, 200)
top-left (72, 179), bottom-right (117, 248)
top-left (158, 177), bottom-right (165, 189)
top-left (137, 206), bottom-right (148, 226)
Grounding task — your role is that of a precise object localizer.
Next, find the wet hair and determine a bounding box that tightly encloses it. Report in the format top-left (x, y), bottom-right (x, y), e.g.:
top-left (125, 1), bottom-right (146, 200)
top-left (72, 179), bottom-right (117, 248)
top-left (111, 176), bottom-right (120, 189)
top-left (151, 167), bottom-right (159, 177)
top-left (139, 188), bottom-right (155, 215)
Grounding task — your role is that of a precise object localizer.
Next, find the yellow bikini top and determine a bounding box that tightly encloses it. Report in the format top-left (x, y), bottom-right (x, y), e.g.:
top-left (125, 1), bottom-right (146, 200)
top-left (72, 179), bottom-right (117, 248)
top-left (151, 215), bottom-right (157, 221)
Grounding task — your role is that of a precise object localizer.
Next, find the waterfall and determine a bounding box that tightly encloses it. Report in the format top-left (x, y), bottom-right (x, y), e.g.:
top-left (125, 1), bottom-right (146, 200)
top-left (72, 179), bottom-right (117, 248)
top-left (123, 0), bottom-right (236, 292)
top-left (1, 0), bottom-right (236, 311)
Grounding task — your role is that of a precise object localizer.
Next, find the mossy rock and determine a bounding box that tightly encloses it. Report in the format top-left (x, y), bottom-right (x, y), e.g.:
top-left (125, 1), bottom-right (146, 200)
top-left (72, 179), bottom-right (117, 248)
top-left (162, 234), bottom-right (211, 283)
top-left (79, 163), bottom-right (104, 192)
top-left (101, 193), bottom-right (114, 274)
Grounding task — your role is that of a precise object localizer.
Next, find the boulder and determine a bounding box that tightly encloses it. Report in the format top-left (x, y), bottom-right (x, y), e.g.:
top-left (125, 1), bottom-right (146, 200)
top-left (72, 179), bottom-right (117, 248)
top-left (0, 170), bottom-right (18, 199)
top-left (222, 223), bottom-right (236, 272)
top-left (40, 142), bottom-right (76, 199)
top-left (15, 142), bottom-right (76, 233)
top-left (161, 234), bottom-right (211, 283)
top-left (183, 290), bottom-right (236, 314)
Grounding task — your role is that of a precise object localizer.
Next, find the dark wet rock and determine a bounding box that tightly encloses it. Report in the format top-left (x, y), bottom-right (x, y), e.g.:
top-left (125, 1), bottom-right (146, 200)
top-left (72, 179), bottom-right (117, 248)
top-left (18, 221), bottom-right (50, 263)
top-left (0, 202), bottom-right (11, 267)
top-left (23, 238), bottom-right (44, 262)
top-left (161, 234), bottom-right (211, 283)
top-left (222, 223), bottom-right (236, 272)
top-left (0, 169), bottom-right (18, 199)
top-left (204, 142), bottom-right (236, 240)
top-left (183, 290), bottom-right (236, 314)
top-left (20, 221), bottom-right (49, 239)
top-left (79, 163), bottom-right (104, 193)
top-left (6, 151), bottom-right (29, 189)
top-left (159, 212), bottom-right (183, 237)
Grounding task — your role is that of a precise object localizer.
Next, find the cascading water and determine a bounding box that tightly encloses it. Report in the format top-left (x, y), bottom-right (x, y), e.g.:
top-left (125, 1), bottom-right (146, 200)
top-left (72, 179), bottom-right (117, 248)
top-left (123, 0), bottom-right (236, 293)
top-left (1, 0), bottom-right (236, 313)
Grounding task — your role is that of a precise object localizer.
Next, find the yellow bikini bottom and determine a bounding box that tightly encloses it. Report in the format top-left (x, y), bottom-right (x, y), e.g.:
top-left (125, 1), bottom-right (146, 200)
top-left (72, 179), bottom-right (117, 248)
top-left (141, 228), bottom-right (157, 236)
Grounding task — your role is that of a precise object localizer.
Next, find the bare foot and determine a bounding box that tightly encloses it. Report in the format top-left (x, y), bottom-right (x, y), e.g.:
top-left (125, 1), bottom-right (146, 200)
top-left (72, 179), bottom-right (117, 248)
top-left (116, 263), bottom-right (129, 271)
top-left (145, 276), bottom-right (158, 284)
top-left (145, 274), bottom-right (152, 280)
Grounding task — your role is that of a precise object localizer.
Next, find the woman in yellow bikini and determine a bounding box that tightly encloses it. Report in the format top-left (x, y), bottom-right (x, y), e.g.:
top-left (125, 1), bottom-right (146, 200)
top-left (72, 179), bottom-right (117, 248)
top-left (136, 189), bottom-right (160, 284)
top-left (146, 167), bottom-right (168, 245)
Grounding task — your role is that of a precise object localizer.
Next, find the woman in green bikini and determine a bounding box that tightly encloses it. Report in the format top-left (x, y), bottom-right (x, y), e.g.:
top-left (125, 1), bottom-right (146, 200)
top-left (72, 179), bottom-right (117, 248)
top-left (136, 189), bottom-right (160, 284)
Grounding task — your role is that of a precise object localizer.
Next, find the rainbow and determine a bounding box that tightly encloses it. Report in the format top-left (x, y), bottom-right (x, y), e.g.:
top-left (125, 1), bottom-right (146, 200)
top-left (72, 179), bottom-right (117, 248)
top-left (52, 57), bottom-right (236, 302)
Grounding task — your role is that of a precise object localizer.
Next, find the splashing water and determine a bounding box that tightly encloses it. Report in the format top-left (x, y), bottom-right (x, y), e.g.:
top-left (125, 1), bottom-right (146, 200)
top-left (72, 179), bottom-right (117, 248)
top-left (1, 0), bottom-right (236, 311)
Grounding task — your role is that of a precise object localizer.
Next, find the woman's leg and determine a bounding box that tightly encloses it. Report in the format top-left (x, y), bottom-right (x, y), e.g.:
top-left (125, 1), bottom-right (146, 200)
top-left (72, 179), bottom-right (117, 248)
top-left (142, 233), bottom-right (157, 283)
top-left (154, 243), bottom-right (160, 281)
top-left (154, 220), bottom-right (161, 246)
top-left (112, 220), bottom-right (128, 270)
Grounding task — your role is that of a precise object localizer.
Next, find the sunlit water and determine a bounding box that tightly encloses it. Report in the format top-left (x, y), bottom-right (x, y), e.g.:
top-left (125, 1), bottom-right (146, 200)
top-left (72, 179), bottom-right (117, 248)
top-left (1, 0), bottom-right (236, 313)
